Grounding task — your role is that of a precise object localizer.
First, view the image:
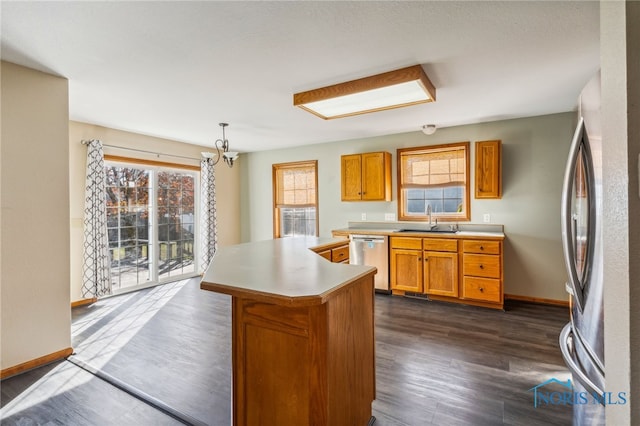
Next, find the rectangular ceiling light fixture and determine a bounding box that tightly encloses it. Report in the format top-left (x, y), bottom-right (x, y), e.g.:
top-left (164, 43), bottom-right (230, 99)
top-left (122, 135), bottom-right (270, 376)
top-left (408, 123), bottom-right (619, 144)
top-left (293, 65), bottom-right (436, 120)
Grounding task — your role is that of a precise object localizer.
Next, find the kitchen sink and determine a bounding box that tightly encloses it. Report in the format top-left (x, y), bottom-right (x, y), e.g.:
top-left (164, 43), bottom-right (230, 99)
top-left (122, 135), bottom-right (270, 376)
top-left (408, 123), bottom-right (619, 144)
top-left (398, 227), bottom-right (459, 234)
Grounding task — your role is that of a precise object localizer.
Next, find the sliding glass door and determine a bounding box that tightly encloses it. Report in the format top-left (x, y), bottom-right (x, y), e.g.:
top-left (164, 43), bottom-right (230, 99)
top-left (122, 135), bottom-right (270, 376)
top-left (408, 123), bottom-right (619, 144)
top-left (157, 171), bottom-right (196, 280)
top-left (105, 162), bottom-right (198, 293)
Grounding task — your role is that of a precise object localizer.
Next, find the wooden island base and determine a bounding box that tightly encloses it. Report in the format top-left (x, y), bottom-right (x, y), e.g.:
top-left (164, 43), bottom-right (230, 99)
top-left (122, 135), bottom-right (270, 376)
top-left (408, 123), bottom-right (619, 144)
top-left (232, 273), bottom-right (374, 425)
top-left (200, 237), bottom-right (377, 426)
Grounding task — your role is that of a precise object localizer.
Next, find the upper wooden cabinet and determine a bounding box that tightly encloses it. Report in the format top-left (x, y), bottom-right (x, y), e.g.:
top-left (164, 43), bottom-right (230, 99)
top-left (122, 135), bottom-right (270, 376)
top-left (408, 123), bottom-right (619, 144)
top-left (475, 140), bottom-right (502, 199)
top-left (341, 152), bottom-right (391, 201)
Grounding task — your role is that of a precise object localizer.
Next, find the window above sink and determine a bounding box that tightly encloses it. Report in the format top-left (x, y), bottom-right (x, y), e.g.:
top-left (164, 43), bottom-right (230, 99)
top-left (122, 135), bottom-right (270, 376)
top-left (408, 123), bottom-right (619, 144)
top-left (397, 142), bottom-right (470, 222)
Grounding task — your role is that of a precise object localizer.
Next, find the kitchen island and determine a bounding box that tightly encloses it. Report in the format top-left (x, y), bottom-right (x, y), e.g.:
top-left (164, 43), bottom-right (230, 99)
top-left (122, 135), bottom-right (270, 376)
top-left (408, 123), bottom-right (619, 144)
top-left (200, 237), bottom-right (377, 426)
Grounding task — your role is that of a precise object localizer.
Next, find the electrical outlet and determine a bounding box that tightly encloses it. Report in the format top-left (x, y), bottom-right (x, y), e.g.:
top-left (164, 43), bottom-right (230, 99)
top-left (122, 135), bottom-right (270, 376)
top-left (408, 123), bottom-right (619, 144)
top-left (361, 213), bottom-right (367, 221)
top-left (384, 213), bottom-right (396, 221)
top-left (483, 213), bottom-right (491, 223)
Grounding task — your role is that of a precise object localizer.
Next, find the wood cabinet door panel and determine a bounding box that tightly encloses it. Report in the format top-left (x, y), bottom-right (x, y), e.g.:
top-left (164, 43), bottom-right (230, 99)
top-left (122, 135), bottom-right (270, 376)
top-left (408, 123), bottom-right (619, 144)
top-left (475, 140), bottom-right (502, 199)
top-left (390, 249), bottom-right (423, 292)
top-left (462, 276), bottom-right (501, 303)
top-left (361, 152), bottom-right (388, 201)
top-left (463, 254), bottom-right (501, 278)
top-left (245, 324), bottom-right (310, 425)
top-left (341, 154), bottom-right (362, 201)
top-left (424, 251), bottom-right (458, 297)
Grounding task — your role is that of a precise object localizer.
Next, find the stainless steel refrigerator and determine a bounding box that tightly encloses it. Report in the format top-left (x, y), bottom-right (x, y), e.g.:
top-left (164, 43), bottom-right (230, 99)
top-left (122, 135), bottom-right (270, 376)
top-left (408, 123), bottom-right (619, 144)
top-left (559, 71), bottom-right (605, 425)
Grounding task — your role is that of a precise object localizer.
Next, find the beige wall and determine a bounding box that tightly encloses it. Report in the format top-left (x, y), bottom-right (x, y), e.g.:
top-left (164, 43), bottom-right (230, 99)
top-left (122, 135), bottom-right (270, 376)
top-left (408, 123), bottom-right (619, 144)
top-left (241, 113), bottom-right (574, 301)
top-left (601, 2), bottom-right (639, 424)
top-left (69, 121), bottom-right (241, 303)
top-left (1, 62), bottom-right (71, 369)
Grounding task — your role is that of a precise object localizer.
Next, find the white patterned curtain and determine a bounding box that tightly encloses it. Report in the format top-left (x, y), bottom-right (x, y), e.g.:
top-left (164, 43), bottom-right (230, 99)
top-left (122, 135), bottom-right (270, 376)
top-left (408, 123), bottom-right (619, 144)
top-left (82, 139), bottom-right (111, 298)
top-left (201, 157), bottom-right (218, 272)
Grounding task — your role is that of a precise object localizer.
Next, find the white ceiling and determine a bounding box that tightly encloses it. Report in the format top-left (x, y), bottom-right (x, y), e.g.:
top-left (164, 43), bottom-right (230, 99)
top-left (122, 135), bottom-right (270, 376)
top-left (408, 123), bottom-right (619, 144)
top-left (1, 1), bottom-right (599, 153)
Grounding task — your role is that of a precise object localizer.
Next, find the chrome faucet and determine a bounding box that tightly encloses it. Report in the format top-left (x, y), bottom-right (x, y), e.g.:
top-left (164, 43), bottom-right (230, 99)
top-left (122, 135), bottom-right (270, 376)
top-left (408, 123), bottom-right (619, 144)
top-left (427, 205), bottom-right (437, 229)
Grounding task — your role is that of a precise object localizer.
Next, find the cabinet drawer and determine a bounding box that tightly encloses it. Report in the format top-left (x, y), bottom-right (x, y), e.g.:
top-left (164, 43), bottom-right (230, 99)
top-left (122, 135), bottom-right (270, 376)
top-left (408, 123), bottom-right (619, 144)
top-left (331, 246), bottom-right (350, 263)
top-left (390, 237), bottom-right (422, 250)
top-left (463, 254), bottom-right (501, 278)
top-left (462, 240), bottom-right (501, 255)
top-left (463, 277), bottom-right (501, 303)
top-left (317, 249), bottom-right (332, 261)
top-left (423, 238), bottom-right (458, 252)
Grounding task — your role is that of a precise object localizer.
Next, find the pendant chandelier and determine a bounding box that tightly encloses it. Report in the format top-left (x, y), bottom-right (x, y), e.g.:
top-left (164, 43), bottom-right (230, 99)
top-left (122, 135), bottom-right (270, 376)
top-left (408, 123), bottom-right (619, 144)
top-left (203, 123), bottom-right (239, 167)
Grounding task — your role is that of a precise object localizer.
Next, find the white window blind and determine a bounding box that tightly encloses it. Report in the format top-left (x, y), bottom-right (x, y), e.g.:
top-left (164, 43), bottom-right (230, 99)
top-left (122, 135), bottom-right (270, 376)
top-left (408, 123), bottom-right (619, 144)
top-left (275, 165), bottom-right (316, 207)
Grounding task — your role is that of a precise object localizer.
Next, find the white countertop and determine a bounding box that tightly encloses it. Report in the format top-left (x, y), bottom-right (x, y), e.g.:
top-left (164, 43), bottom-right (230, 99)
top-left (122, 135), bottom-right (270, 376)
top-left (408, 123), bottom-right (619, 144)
top-left (200, 237), bottom-right (376, 306)
top-left (336, 221), bottom-right (505, 238)
top-left (333, 228), bottom-right (505, 239)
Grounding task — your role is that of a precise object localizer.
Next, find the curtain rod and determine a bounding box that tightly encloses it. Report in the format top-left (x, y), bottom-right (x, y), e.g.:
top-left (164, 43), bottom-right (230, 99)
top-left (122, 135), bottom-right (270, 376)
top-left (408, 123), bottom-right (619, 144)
top-left (81, 140), bottom-right (203, 161)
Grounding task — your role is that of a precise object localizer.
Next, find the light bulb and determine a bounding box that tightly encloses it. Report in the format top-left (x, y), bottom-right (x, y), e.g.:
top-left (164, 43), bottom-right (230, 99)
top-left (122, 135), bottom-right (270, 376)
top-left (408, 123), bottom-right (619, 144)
top-left (422, 124), bottom-right (437, 135)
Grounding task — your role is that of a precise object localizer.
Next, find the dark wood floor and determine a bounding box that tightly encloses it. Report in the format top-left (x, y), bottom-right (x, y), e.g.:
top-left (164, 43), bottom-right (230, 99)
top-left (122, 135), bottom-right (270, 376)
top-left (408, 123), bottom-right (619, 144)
top-left (1, 278), bottom-right (572, 425)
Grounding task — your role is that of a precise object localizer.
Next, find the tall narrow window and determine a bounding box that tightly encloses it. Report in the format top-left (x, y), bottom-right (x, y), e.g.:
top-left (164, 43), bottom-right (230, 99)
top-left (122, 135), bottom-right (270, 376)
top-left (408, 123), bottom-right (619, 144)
top-left (105, 159), bottom-right (198, 293)
top-left (273, 160), bottom-right (318, 238)
top-left (398, 142), bottom-right (470, 221)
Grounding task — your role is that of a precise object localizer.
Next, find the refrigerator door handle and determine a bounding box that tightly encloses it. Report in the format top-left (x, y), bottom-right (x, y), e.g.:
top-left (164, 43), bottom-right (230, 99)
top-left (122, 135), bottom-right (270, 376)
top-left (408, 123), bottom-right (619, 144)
top-left (561, 118), bottom-right (587, 312)
top-left (573, 325), bottom-right (605, 376)
top-left (559, 323), bottom-right (605, 403)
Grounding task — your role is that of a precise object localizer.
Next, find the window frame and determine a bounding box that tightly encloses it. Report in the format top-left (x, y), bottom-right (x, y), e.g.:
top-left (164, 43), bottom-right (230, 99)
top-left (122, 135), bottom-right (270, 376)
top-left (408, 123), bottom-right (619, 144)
top-left (272, 160), bottom-right (319, 238)
top-left (397, 142), bottom-right (471, 222)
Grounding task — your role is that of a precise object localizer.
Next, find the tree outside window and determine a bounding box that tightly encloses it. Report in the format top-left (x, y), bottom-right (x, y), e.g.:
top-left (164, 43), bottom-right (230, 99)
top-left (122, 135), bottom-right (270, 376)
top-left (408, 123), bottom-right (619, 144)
top-left (105, 163), bottom-right (197, 291)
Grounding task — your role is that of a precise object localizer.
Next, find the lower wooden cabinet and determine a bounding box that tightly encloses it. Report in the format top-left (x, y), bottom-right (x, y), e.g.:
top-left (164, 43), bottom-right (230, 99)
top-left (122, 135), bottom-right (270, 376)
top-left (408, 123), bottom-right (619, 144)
top-left (390, 235), bottom-right (503, 309)
top-left (311, 240), bottom-right (349, 264)
top-left (424, 251), bottom-right (458, 297)
top-left (463, 254), bottom-right (501, 278)
top-left (462, 276), bottom-right (501, 303)
top-left (390, 248), bottom-right (423, 292)
top-left (316, 249), bottom-right (332, 261)
top-left (331, 245), bottom-right (349, 263)
top-left (461, 239), bottom-right (503, 306)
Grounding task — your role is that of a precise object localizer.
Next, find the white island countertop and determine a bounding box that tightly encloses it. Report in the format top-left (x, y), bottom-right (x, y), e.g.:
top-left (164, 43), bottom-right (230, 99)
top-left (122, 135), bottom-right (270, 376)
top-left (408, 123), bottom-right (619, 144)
top-left (200, 237), bottom-right (376, 306)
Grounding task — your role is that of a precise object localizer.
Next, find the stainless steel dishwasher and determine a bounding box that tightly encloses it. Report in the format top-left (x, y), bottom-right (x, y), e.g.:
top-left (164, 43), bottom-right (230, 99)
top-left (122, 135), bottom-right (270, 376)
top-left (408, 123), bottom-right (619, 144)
top-left (349, 234), bottom-right (389, 292)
